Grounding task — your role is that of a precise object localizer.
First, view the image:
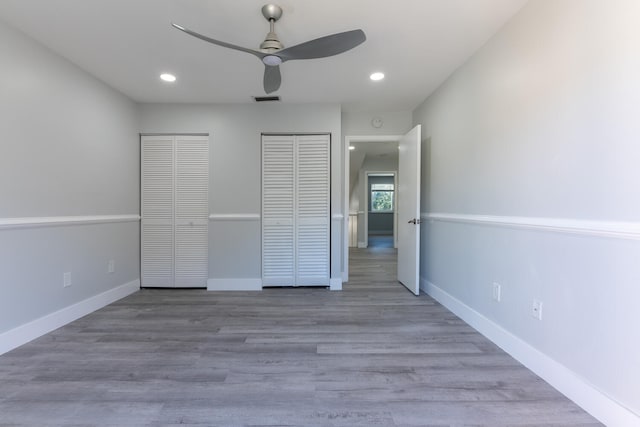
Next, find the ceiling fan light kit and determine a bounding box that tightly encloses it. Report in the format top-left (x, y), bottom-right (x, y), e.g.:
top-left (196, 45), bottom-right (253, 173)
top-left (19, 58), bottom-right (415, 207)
top-left (262, 55), bottom-right (283, 66)
top-left (160, 73), bottom-right (176, 82)
top-left (172, 4), bottom-right (366, 94)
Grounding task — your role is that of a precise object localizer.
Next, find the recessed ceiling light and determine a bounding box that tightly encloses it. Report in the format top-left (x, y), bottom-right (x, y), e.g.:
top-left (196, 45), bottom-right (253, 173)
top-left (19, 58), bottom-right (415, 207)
top-left (349, 146), bottom-right (355, 150)
top-left (370, 72), bottom-right (385, 81)
top-left (160, 73), bottom-right (176, 83)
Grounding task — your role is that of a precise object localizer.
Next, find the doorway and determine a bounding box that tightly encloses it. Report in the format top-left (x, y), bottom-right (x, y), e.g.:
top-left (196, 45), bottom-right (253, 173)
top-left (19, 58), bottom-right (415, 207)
top-left (343, 126), bottom-right (422, 294)
top-left (344, 136), bottom-right (401, 282)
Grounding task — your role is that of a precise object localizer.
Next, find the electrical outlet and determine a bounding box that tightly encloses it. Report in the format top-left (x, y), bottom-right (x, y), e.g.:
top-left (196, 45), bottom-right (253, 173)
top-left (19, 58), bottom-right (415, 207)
top-left (108, 259), bottom-right (115, 274)
top-left (532, 299), bottom-right (543, 320)
top-left (63, 272), bottom-right (71, 288)
top-left (492, 282), bottom-right (501, 302)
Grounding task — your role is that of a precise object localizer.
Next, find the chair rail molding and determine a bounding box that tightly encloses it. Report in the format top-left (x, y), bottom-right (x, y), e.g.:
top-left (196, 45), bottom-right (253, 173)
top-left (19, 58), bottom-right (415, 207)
top-left (423, 213), bottom-right (640, 240)
top-left (0, 214), bottom-right (140, 230)
top-left (209, 214), bottom-right (260, 221)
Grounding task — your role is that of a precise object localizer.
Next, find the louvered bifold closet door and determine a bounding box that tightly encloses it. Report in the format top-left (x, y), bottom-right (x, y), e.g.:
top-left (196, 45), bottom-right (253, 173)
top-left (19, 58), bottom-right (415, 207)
top-left (295, 135), bottom-right (330, 285)
top-left (262, 136), bottom-right (295, 286)
top-left (174, 136), bottom-right (209, 287)
top-left (141, 137), bottom-right (174, 287)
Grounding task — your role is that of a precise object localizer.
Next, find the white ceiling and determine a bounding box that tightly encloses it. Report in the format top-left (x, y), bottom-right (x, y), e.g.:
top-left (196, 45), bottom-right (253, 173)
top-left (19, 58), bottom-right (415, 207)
top-left (0, 0), bottom-right (527, 112)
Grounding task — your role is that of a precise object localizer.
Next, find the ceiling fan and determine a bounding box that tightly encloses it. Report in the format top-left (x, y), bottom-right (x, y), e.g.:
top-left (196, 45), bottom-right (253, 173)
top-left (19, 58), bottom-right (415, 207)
top-left (172, 4), bottom-right (366, 94)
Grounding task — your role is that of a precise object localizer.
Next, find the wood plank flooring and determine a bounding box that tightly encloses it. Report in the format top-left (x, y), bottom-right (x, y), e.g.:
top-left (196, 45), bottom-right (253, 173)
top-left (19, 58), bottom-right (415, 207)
top-left (0, 247), bottom-right (600, 426)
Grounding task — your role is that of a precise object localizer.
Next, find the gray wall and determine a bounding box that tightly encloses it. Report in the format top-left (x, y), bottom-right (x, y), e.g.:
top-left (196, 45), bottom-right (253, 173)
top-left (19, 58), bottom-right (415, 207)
top-left (413, 0), bottom-right (640, 418)
top-left (0, 21), bottom-right (140, 333)
top-left (138, 103), bottom-right (342, 283)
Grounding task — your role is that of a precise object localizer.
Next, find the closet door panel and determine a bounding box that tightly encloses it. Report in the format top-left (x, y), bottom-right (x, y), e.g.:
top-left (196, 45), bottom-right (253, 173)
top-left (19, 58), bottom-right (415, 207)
top-left (262, 136), bottom-right (295, 286)
top-left (175, 137), bottom-right (209, 221)
top-left (141, 137), bottom-right (174, 287)
top-left (174, 223), bottom-right (209, 286)
top-left (296, 136), bottom-right (330, 284)
top-left (175, 136), bottom-right (209, 287)
top-left (141, 224), bottom-right (174, 286)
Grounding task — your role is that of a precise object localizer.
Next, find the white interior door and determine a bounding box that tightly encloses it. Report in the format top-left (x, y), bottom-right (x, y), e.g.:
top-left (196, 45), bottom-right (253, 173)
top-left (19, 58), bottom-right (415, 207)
top-left (397, 125), bottom-right (422, 295)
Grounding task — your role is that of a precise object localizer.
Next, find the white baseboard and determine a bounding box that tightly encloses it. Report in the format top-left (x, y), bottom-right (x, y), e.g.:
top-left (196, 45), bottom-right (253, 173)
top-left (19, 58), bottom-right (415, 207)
top-left (357, 242), bottom-right (367, 248)
top-left (0, 279), bottom-right (140, 355)
top-left (207, 278), bottom-right (262, 291)
top-left (330, 278), bottom-right (342, 291)
top-left (420, 278), bottom-right (640, 427)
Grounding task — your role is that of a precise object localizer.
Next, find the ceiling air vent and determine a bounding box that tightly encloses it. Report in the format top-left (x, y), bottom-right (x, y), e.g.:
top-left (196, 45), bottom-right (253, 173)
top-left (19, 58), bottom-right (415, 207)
top-left (253, 96), bottom-right (281, 102)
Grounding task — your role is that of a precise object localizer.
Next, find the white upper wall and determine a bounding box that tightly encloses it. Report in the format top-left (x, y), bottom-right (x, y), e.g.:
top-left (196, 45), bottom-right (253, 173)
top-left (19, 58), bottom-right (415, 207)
top-left (0, 20), bottom-right (139, 217)
top-left (415, 0), bottom-right (640, 221)
top-left (342, 111), bottom-right (412, 137)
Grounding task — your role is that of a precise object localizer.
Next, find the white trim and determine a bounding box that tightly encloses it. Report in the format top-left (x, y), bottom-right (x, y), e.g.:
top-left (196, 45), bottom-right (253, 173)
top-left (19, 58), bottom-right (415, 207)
top-left (424, 212), bottom-right (640, 240)
top-left (330, 277), bottom-right (342, 291)
top-left (0, 214), bottom-right (140, 230)
top-left (207, 278), bottom-right (262, 291)
top-left (0, 279), bottom-right (140, 355)
top-left (209, 214), bottom-right (260, 221)
top-left (140, 133), bottom-right (208, 137)
top-left (331, 214), bottom-right (344, 220)
top-left (357, 241), bottom-right (367, 248)
top-left (420, 278), bottom-right (640, 427)
top-left (345, 135), bottom-right (404, 143)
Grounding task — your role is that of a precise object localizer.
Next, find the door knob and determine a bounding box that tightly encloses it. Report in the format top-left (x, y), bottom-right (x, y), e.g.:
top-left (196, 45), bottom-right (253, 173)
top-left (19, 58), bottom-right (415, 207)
top-left (408, 218), bottom-right (421, 224)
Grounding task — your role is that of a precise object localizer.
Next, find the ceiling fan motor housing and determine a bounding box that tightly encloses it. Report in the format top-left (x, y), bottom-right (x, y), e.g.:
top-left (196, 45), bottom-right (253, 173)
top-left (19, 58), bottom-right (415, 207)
top-left (260, 32), bottom-right (283, 52)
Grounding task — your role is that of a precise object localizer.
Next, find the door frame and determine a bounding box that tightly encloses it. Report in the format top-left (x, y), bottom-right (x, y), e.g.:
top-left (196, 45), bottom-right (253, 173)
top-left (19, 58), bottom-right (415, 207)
top-left (343, 135), bottom-right (403, 283)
